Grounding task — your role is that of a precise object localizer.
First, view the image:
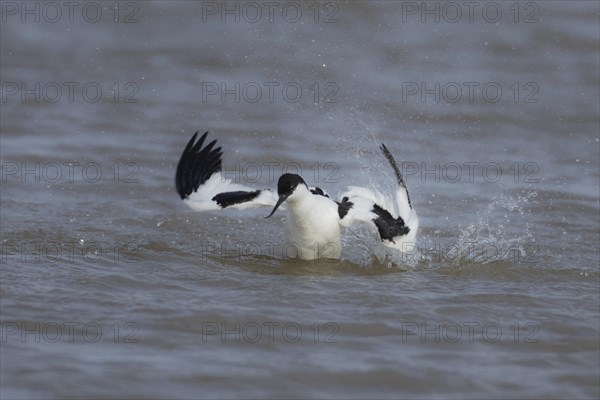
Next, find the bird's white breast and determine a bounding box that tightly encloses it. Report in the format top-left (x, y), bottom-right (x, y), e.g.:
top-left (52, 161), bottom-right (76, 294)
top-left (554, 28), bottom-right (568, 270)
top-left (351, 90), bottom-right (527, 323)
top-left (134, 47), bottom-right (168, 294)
top-left (283, 191), bottom-right (342, 260)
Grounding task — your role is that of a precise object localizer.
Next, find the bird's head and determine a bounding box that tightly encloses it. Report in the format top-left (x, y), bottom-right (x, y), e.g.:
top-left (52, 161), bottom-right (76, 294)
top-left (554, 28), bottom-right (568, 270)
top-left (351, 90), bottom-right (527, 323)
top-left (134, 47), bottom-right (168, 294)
top-left (265, 173), bottom-right (307, 218)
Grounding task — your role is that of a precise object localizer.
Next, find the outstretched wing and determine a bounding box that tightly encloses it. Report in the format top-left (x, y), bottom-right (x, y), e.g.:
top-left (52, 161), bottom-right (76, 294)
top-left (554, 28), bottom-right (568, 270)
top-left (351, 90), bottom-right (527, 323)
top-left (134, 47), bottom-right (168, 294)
top-left (175, 132), bottom-right (278, 212)
top-left (339, 143), bottom-right (418, 251)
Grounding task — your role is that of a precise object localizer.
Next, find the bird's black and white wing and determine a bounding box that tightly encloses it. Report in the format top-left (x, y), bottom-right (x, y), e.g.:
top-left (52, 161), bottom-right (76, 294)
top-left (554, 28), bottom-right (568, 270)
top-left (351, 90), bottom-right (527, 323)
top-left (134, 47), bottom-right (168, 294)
top-left (175, 132), bottom-right (279, 212)
top-left (339, 144), bottom-right (419, 251)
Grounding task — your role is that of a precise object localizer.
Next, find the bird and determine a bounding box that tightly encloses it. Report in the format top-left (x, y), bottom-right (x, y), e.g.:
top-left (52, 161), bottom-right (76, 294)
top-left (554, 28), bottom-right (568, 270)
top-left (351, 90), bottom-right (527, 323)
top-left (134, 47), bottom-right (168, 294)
top-left (175, 131), bottom-right (419, 261)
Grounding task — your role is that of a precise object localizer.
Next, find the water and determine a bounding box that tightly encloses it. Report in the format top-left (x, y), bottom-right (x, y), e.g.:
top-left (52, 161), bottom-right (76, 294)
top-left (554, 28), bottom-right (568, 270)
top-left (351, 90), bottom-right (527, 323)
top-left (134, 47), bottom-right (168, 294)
top-left (1, 1), bottom-right (599, 398)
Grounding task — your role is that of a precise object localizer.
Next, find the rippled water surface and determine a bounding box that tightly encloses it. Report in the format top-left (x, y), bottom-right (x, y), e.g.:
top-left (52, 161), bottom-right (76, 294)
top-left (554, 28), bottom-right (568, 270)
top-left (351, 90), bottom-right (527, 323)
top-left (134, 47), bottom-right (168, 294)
top-left (1, 1), bottom-right (599, 399)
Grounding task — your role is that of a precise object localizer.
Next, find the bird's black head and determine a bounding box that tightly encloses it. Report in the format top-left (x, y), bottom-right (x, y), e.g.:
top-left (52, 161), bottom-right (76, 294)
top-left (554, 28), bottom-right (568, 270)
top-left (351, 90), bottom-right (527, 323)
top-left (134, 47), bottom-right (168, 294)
top-left (265, 173), bottom-right (307, 218)
top-left (277, 173), bottom-right (306, 197)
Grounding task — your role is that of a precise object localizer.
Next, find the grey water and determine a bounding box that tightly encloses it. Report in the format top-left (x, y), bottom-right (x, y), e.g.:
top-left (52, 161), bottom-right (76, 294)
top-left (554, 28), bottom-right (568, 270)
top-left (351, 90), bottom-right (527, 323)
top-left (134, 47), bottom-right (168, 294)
top-left (1, 1), bottom-right (599, 399)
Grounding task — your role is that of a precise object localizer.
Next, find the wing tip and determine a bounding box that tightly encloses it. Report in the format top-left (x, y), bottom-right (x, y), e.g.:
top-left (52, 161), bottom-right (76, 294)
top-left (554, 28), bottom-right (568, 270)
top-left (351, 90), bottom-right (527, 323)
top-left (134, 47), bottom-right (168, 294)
top-left (380, 142), bottom-right (413, 209)
top-left (175, 130), bottom-right (222, 200)
top-left (211, 190), bottom-right (262, 209)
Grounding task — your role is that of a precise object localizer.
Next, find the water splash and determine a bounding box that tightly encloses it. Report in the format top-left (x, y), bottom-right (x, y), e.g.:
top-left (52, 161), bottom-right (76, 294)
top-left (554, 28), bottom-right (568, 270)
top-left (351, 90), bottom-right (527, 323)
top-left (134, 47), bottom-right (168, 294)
top-left (396, 190), bottom-right (539, 268)
top-left (332, 115), bottom-right (541, 268)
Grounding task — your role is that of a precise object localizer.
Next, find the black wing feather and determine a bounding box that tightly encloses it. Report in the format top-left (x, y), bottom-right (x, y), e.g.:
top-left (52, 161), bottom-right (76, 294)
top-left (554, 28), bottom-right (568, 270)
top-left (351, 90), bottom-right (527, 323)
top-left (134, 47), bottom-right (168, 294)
top-left (380, 143), bottom-right (412, 208)
top-left (337, 197), bottom-right (354, 219)
top-left (372, 204), bottom-right (409, 242)
top-left (310, 187), bottom-right (330, 198)
top-left (212, 190), bottom-right (262, 208)
top-left (175, 131), bottom-right (223, 200)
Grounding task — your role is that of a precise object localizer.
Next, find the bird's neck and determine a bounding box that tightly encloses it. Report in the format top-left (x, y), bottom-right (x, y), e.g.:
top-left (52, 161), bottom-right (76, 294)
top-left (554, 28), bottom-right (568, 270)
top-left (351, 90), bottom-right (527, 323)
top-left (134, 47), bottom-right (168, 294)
top-left (285, 188), bottom-right (317, 218)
